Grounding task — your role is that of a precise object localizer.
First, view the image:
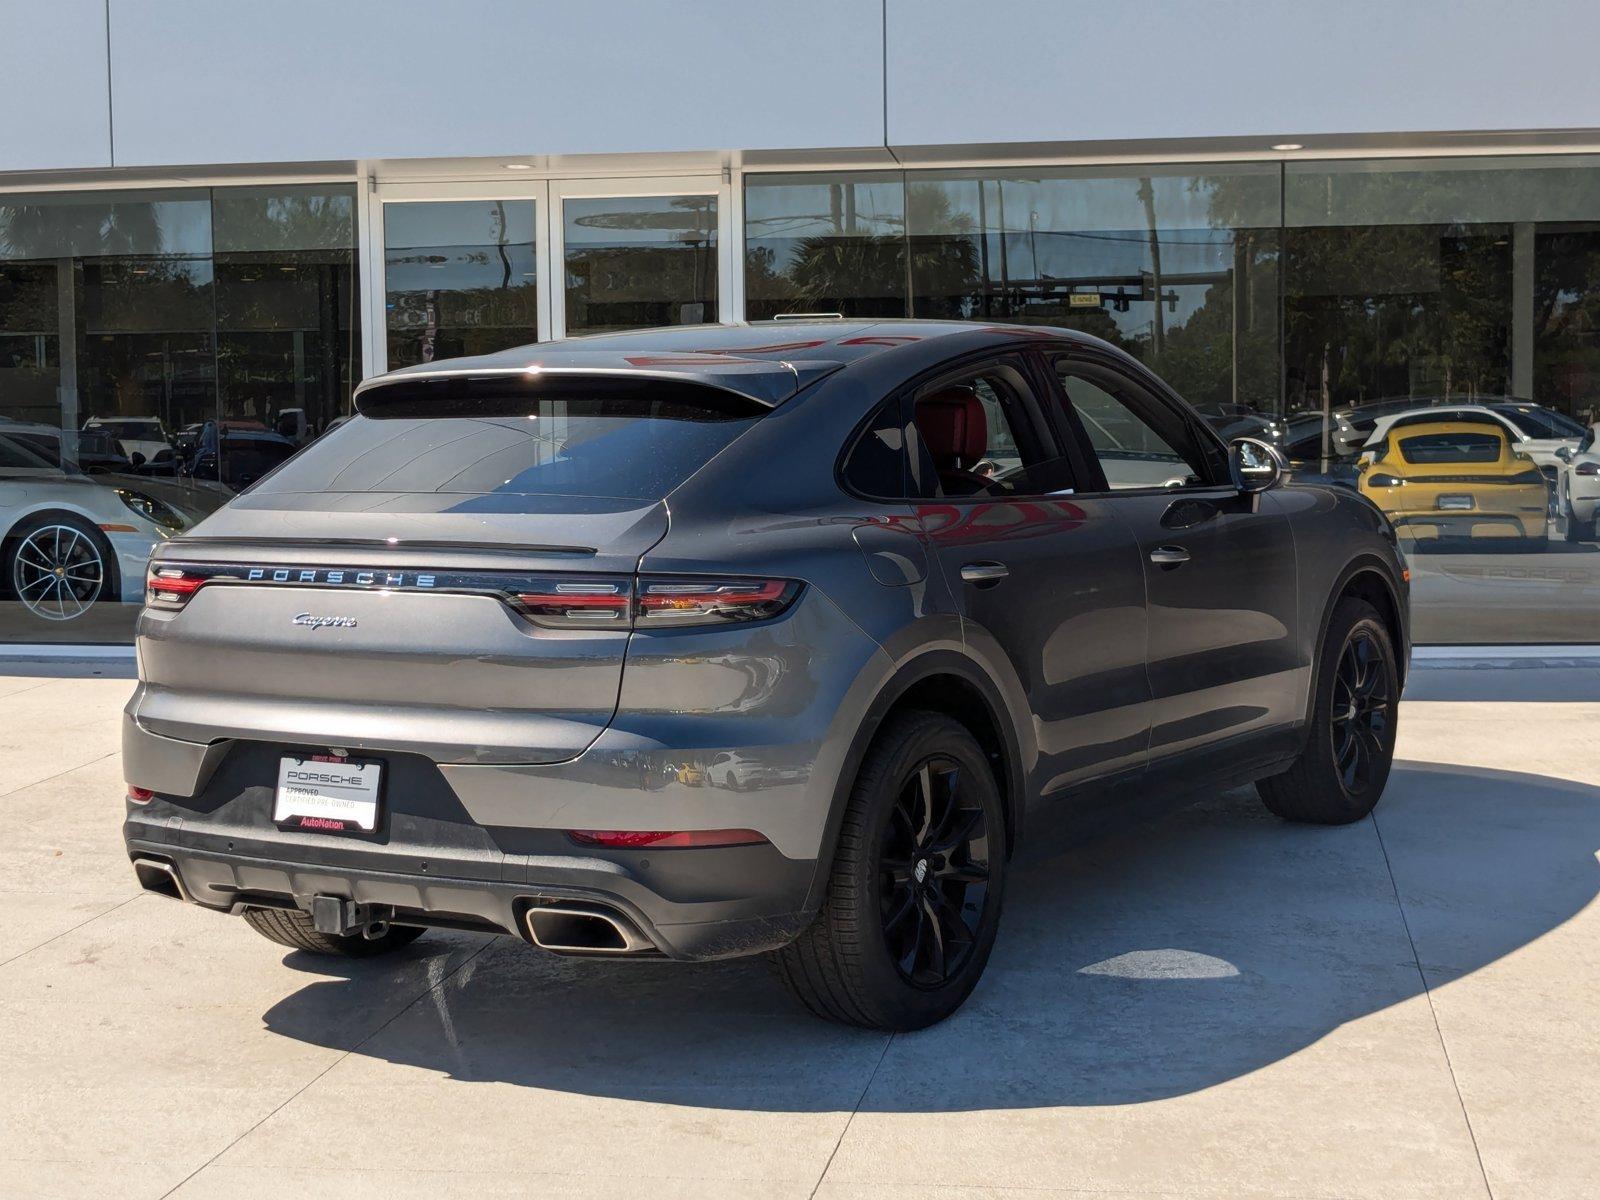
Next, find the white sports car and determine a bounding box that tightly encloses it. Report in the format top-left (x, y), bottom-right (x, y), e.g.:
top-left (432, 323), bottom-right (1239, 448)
top-left (1556, 422), bottom-right (1600, 543)
top-left (1, 428), bottom-right (228, 623)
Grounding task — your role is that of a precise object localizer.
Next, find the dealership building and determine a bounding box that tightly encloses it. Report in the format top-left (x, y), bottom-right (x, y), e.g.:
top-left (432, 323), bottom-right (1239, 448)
top-left (3, 0), bottom-right (1599, 646)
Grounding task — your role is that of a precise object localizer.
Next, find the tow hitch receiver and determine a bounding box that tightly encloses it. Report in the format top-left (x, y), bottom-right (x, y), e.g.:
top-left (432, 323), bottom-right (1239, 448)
top-left (309, 895), bottom-right (392, 939)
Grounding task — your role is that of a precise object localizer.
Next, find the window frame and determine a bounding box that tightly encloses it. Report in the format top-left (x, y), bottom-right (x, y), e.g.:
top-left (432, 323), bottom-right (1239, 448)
top-left (1040, 347), bottom-right (1234, 497)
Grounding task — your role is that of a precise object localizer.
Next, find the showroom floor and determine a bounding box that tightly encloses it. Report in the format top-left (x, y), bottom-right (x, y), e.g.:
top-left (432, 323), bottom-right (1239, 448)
top-left (0, 660), bottom-right (1596, 1199)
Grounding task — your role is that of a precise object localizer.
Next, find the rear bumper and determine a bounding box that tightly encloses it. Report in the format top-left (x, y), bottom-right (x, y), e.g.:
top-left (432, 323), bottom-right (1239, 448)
top-left (124, 793), bottom-right (816, 960)
top-left (1387, 509), bottom-right (1546, 539)
top-left (119, 581), bottom-right (899, 958)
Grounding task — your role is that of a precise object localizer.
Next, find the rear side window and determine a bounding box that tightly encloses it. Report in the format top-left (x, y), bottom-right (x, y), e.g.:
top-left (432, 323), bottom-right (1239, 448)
top-left (1399, 432), bottom-right (1502, 464)
top-left (841, 400), bottom-right (910, 498)
top-left (254, 376), bottom-right (761, 505)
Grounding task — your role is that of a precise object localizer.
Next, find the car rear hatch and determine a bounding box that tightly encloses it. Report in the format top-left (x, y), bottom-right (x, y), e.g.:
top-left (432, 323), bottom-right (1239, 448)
top-left (133, 367), bottom-right (799, 764)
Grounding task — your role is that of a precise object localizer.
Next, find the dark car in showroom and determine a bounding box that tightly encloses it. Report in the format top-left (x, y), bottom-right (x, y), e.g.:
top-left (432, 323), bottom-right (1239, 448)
top-left (122, 320), bottom-right (1409, 1030)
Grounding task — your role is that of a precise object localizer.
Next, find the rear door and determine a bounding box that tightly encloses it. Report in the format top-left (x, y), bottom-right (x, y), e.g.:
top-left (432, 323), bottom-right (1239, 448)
top-left (907, 354), bottom-right (1152, 806)
top-left (136, 375), bottom-right (766, 764)
top-left (1045, 352), bottom-right (1302, 765)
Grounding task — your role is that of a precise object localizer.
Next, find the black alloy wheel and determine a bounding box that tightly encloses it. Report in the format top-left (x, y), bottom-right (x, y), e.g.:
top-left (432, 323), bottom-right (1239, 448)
top-left (1329, 628), bottom-right (1394, 797)
top-left (1257, 597), bottom-right (1400, 825)
top-left (773, 710), bottom-right (1007, 1030)
top-left (879, 757), bottom-right (992, 989)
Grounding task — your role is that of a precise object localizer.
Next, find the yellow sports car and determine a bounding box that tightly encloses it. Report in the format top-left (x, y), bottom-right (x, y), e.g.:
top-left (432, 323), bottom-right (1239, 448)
top-left (1358, 419), bottom-right (1549, 548)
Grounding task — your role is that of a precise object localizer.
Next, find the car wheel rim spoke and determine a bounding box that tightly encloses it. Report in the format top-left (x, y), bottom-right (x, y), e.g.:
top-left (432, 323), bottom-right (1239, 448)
top-left (879, 751), bottom-right (993, 990)
top-left (13, 526), bottom-right (104, 621)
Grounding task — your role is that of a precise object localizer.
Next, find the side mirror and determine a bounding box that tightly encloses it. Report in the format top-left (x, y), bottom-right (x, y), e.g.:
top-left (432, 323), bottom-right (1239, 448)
top-left (1555, 446), bottom-right (1575, 463)
top-left (1230, 437), bottom-right (1286, 493)
top-left (128, 451), bottom-right (146, 468)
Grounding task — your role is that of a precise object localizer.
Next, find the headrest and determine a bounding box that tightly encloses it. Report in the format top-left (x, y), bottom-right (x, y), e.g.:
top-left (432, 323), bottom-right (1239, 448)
top-left (915, 386), bottom-right (987, 467)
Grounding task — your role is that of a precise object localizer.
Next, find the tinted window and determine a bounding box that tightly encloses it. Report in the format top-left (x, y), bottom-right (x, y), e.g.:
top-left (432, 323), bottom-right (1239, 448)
top-left (910, 362), bottom-right (1074, 498)
top-left (221, 437), bottom-right (298, 490)
top-left (1496, 409), bottom-right (1553, 438)
top-left (842, 401), bottom-right (909, 498)
top-left (0, 432), bottom-right (56, 470)
top-left (1055, 368), bottom-right (1206, 489)
top-left (1497, 406), bottom-right (1584, 438)
top-left (1399, 432), bottom-right (1503, 464)
top-left (257, 381), bottom-right (758, 506)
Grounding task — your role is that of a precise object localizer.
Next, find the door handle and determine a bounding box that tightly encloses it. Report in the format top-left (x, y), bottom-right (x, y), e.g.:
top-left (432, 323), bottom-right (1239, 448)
top-left (1149, 545), bottom-right (1190, 565)
top-left (960, 561), bottom-right (1010, 585)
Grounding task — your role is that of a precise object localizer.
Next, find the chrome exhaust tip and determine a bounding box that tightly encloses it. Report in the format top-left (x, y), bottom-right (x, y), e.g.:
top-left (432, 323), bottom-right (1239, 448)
top-left (523, 902), bottom-right (654, 955)
top-left (132, 858), bottom-right (191, 903)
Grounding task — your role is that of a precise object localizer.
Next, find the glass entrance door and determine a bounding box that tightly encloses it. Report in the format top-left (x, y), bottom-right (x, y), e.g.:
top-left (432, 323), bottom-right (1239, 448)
top-left (550, 176), bottom-right (734, 338)
top-left (373, 182), bottom-right (551, 373)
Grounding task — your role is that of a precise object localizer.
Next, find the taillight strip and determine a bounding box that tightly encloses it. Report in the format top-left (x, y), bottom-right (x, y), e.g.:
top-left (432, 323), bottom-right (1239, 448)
top-left (145, 562), bottom-right (800, 629)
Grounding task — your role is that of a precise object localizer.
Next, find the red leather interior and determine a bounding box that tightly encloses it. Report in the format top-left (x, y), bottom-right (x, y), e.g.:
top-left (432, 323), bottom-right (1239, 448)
top-left (915, 386), bottom-right (987, 469)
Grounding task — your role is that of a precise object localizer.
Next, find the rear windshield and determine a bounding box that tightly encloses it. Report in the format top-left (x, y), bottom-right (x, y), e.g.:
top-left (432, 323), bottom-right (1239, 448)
top-left (253, 377), bottom-right (760, 505)
top-left (1399, 432), bottom-right (1502, 464)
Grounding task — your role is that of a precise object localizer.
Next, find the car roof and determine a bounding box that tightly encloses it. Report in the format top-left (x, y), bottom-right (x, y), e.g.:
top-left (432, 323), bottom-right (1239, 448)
top-left (354, 319), bottom-right (1107, 409)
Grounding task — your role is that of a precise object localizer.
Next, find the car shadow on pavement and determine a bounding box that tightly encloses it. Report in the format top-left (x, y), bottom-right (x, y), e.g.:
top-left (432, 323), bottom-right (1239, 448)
top-left (260, 761), bottom-right (1598, 1111)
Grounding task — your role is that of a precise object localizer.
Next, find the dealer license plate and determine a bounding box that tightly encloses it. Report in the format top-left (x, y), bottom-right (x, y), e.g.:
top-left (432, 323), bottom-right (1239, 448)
top-left (273, 754), bottom-right (382, 833)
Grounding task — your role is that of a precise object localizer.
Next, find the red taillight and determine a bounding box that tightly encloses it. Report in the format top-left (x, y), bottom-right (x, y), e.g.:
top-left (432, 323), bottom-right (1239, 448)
top-left (146, 566), bottom-right (205, 609)
top-left (514, 576), bottom-right (798, 629)
top-left (635, 578), bottom-right (798, 627)
top-left (126, 785), bottom-right (154, 804)
top-left (143, 563), bottom-right (799, 630)
top-left (513, 579), bottom-right (633, 627)
top-left (1577, 461), bottom-right (1599, 477)
top-left (568, 828), bottom-right (767, 849)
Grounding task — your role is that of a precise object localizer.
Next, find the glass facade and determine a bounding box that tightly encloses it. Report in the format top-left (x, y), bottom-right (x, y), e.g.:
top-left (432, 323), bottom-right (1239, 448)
top-left (4, 158), bottom-right (1600, 645)
top-left (745, 158), bottom-right (1600, 643)
top-left (745, 172), bottom-right (908, 319)
top-left (0, 184), bottom-right (358, 641)
top-left (383, 199), bottom-right (538, 368)
top-left (562, 193), bottom-right (719, 334)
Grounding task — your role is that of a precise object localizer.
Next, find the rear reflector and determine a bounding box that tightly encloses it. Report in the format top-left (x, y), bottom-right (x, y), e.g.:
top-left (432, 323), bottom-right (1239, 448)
top-left (568, 828), bottom-right (767, 849)
top-left (126, 786), bottom-right (154, 804)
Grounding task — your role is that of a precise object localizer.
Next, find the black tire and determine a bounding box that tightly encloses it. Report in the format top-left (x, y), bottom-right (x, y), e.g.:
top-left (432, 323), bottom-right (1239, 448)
top-left (1258, 598), bottom-right (1399, 825)
top-left (773, 711), bottom-right (1006, 1031)
top-left (4, 512), bottom-right (119, 621)
top-left (243, 907), bottom-right (425, 958)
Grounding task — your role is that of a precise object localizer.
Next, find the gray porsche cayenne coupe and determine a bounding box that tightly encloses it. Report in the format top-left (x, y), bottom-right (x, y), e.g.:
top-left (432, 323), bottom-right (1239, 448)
top-left (123, 319), bottom-right (1409, 1030)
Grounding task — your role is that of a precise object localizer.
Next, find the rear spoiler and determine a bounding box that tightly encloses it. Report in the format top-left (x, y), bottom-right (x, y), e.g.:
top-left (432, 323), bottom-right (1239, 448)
top-left (354, 351), bottom-right (842, 413)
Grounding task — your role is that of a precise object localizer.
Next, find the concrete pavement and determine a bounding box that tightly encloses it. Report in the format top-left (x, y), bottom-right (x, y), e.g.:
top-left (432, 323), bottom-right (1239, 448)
top-left (0, 661), bottom-right (1595, 1199)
